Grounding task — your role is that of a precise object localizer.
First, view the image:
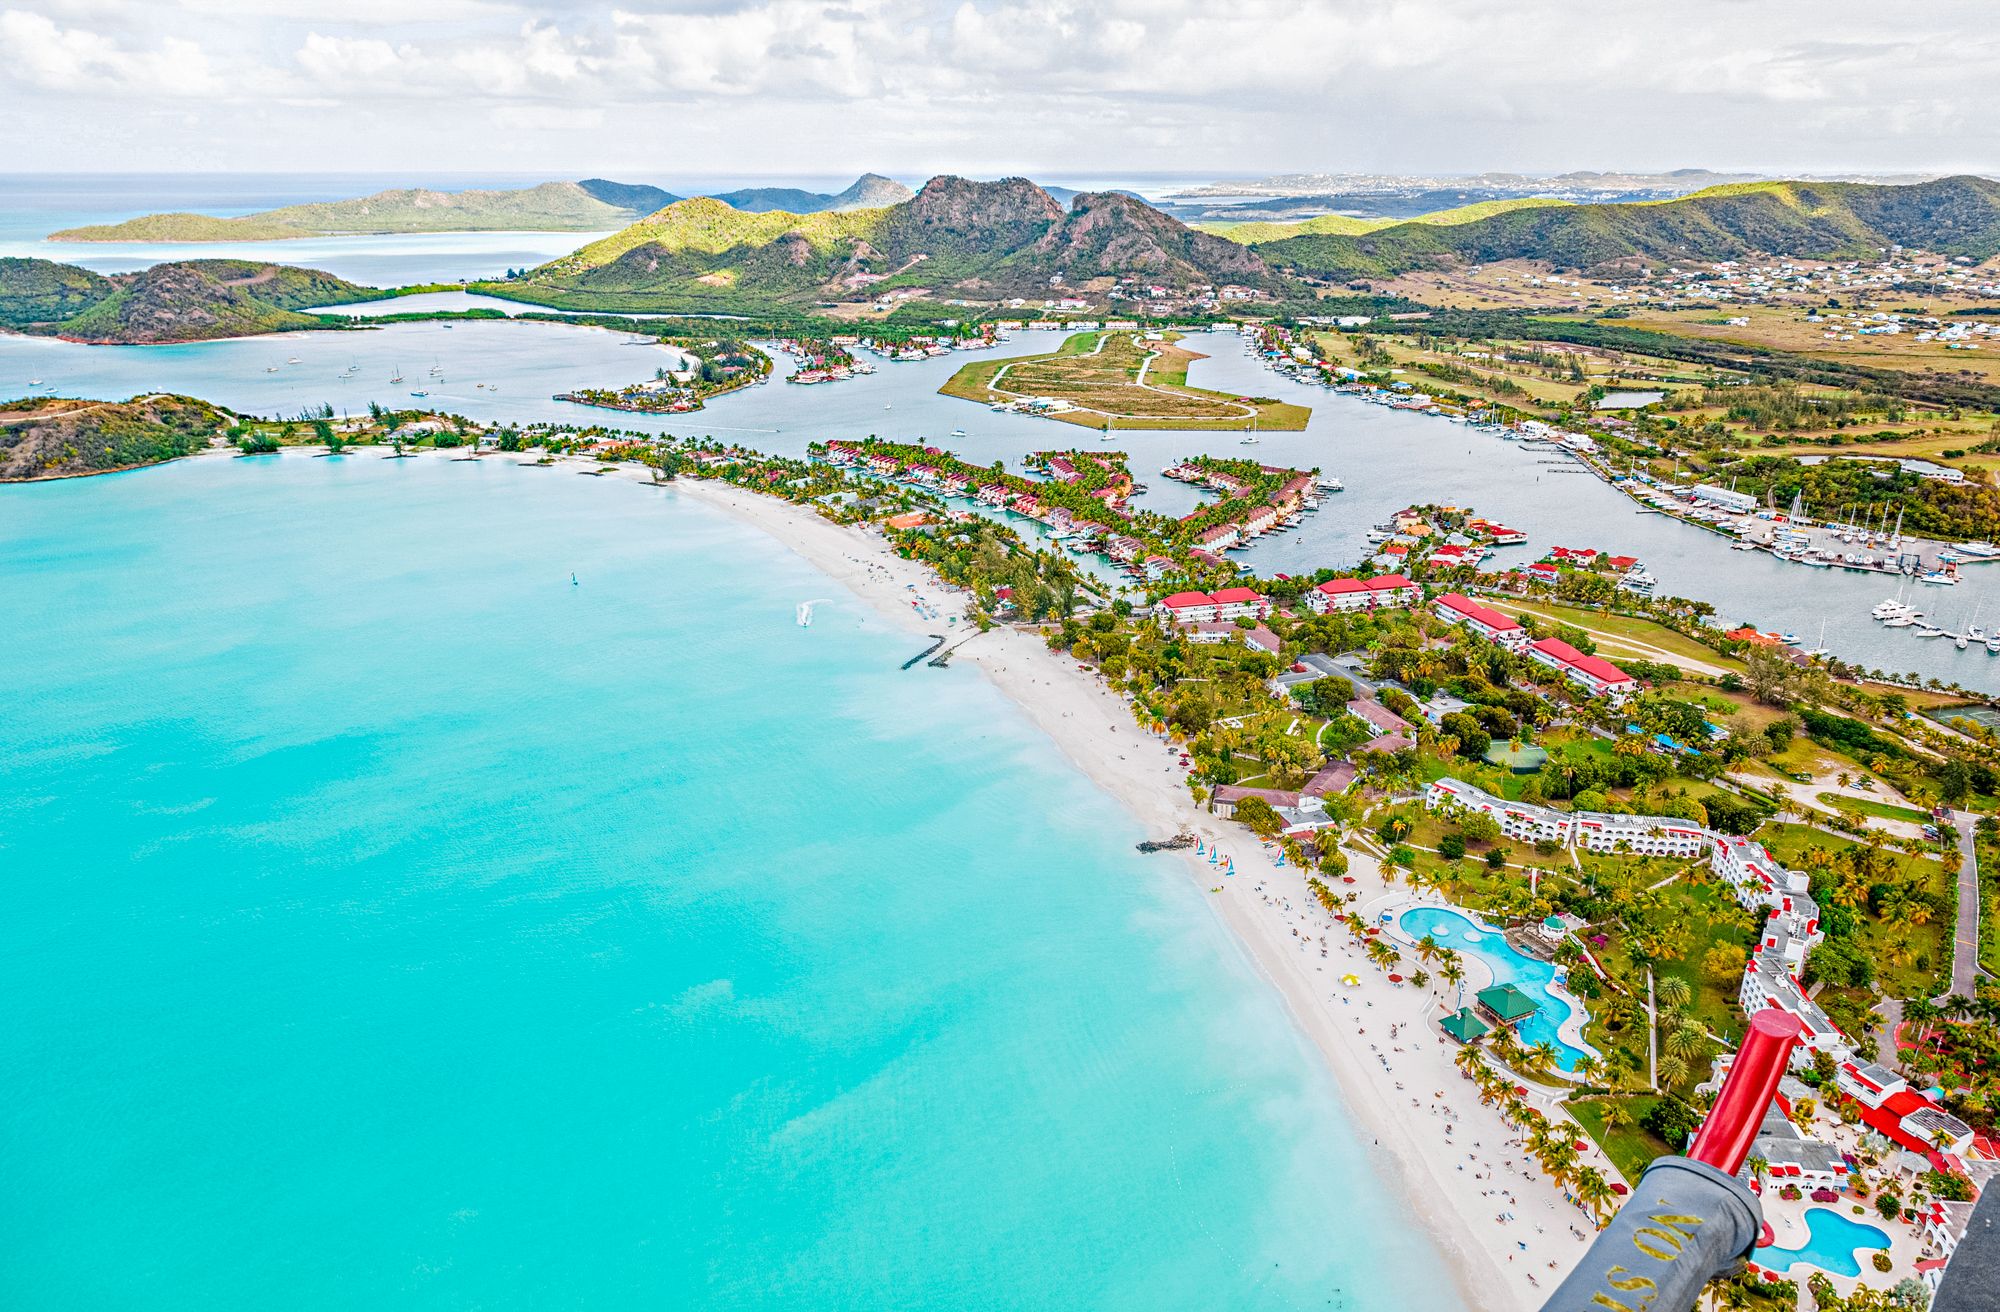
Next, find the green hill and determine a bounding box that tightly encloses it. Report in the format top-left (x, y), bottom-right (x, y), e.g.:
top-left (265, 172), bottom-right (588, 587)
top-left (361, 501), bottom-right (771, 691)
top-left (0, 258), bottom-right (378, 343)
top-left (708, 174), bottom-right (914, 213)
top-left (48, 180), bottom-right (679, 243)
top-left (493, 176), bottom-right (1274, 312)
top-left (1202, 197), bottom-right (1574, 244)
top-left (1, 393), bottom-right (233, 480)
top-left (1252, 176), bottom-right (2000, 279)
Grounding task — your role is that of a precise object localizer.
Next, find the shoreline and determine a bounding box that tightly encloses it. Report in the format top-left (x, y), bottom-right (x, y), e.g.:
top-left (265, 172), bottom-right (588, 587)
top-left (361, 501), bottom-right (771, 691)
top-left (671, 474), bottom-right (1606, 1312)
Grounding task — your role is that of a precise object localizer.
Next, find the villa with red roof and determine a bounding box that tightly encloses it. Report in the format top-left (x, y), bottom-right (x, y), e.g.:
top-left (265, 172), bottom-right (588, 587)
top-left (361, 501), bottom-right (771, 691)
top-left (1527, 637), bottom-right (1638, 702)
top-left (1432, 593), bottom-right (1527, 648)
top-left (1153, 591), bottom-right (1218, 622)
top-left (1306, 574), bottom-right (1421, 614)
top-left (1208, 586), bottom-right (1269, 620)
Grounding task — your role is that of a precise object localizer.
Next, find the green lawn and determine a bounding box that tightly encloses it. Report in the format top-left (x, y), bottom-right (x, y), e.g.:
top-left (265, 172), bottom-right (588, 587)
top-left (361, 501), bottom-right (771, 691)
top-left (1505, 600), bottom-right (1745, 675)
top-left (1568, 1096), bottom-right (1672, 1183)
top-left (1816, 792), bottom-right (1931, 825)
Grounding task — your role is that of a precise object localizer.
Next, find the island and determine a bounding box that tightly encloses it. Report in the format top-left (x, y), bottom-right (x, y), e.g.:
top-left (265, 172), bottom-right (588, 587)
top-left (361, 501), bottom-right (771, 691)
top-left (940, 329), bottom-right (1309, 430)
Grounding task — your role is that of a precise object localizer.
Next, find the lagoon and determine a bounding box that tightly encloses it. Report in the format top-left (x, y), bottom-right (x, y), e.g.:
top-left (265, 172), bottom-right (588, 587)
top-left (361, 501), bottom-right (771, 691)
top-left (10, 318), bottom-right (2000, 690)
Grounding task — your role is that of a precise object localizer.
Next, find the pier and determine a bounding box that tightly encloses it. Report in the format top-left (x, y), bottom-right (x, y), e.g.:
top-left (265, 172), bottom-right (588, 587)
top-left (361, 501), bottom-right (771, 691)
top-left (901, 634), bottom-right (946, 669)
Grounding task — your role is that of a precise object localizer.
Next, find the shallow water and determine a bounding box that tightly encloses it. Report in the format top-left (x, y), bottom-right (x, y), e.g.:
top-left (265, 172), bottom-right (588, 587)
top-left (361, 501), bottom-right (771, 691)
top-left (0, 453), bottom-right (1452, 1310)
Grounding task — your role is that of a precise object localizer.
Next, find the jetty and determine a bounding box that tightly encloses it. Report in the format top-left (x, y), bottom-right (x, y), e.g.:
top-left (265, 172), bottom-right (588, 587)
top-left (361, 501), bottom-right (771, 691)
top-left (901, 635), bottom-right (946, 669)
top-left (1136, 833), bottom-right (1197, 853)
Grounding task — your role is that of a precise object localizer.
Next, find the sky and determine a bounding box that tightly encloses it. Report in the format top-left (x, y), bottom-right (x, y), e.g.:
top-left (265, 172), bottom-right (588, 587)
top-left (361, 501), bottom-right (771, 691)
top-left (2, 0), bottom-right (1998, 181)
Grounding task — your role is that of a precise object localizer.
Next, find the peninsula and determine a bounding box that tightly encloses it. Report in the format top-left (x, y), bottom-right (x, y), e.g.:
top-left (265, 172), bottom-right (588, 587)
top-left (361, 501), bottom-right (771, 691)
top-left (939, 329), bottom-right (1309, 430)
top-left (46, 175), bottom-right (914, 243)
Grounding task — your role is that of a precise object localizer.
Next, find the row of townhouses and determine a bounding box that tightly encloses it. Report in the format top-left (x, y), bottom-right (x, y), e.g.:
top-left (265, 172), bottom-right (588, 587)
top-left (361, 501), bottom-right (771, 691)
top-left (1431, 593), bottom-right (1639, 702)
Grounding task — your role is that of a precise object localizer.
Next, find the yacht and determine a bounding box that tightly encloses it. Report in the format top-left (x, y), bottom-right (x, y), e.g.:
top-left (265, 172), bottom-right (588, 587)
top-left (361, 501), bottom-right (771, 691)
top-left (1618, 569), bottom-right (1658, 597)
top-left (1882, 613), bottom-right (1918, 628)
top-left (1914, 622), bottom-right (1947, 638)
top-left (1921, 570), bottom-right (1960, 586)
top-left (1956, 541), bottom-right (2000, 559)
top-left (1317, 475), bottom-right (1344, 492)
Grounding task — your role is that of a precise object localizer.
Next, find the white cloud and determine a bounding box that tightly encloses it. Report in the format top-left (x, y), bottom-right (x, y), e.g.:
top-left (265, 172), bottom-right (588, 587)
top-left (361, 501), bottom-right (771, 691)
top-left (0, 8), bottom-right (221, 96)
top-left (3, 0), bottom-right (2000, 174)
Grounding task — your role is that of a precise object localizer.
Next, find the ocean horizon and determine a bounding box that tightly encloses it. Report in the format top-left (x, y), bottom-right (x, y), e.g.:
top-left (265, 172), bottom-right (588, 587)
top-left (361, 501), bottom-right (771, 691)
top-left (0, 453), bottom-right (1454, 1309)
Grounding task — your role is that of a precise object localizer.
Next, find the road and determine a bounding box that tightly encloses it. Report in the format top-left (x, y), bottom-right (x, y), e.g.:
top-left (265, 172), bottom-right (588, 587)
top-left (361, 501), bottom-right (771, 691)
top-left (1939, 812), bottom-right (1986, 1002)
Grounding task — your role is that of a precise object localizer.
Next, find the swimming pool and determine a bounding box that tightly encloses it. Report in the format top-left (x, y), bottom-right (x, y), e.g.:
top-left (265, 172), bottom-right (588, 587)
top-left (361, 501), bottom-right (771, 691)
top-left (1396, 906), bottom-right (1594, 1071)
top-left (1757, 1207), bottom-right (1890, 1278)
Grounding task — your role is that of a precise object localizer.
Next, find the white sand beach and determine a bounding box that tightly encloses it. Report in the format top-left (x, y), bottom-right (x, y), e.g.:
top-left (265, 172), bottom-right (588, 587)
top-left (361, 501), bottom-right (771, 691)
top-left (673, 475), bottom-right (1613, 1312)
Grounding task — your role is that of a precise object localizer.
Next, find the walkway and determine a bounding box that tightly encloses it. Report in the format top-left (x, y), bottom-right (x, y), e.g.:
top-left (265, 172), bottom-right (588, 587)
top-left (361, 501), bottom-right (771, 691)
top-left (1939, 811), bottom-right (1985, 1002)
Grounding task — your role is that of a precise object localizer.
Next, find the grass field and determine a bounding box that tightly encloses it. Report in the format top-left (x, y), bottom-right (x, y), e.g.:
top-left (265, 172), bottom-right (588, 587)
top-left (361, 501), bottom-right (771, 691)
top-left (1816, 792), bottom-right (1933, 824)
top-left (1567, 1096), bottom-right (1672, 1183)
top-left (1502, 600), bottom-right (1744, 676)
top-left (939, 330), bottom-right (1311, 431)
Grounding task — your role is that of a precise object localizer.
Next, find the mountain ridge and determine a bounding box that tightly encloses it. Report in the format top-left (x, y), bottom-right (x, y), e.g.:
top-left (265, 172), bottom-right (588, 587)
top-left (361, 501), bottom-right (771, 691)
top-left (1251, 175), bottom-right (2000, 279)
top-left (500, 175), bottom-right (1274, 311)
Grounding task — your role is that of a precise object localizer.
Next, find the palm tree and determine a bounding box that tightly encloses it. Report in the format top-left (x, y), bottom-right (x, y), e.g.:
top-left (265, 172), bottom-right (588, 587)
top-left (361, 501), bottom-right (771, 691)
top-left (1573, 1055), bottom-right (1607, 1086)
top-left (1453, 1045), bottom-right (1486, 1079)
top-left (1524, 1041), bottom-right (1561, 1078)
top-left (1571, 1165), bottom-right (1615, 1225)
top-left (1745, 1155), bottom-right (1770, 1193)
top-left (1657, 977), bottom-right (1692, 1012)
top-left (1414, 934), bottom-right (1442, 967)
top-left (1656, 1054), bottom-right (1688, 1089)
top-left (1440, 960), bottom-right (1468, 1009)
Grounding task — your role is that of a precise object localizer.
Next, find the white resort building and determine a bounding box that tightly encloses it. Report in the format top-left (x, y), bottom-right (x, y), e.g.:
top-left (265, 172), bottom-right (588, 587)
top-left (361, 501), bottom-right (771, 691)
top-left (1425, 777), bottom-right (1850, 1066)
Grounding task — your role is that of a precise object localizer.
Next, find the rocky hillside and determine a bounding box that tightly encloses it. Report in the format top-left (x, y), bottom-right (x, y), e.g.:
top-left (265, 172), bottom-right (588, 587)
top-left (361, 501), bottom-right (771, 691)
top-left (49, 180), bottom-right (681, 242)
top-left (0, 394), bottom-right (232, 480)
top-left (496, 176), bottom-right (1277, 310)
top-left (1254, 175), bottom-right (2000, 279)
top-left (0, 258), bottom-right (378, 343)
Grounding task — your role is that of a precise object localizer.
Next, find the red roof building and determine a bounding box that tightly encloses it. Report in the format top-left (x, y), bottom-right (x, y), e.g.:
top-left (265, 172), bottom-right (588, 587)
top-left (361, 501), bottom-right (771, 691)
top-left (1152, 590), bottom-right (1218, 623)
top-left (1527, 637), bottom-right (1637, 701)
top-left (1432, 593), bottom-right (1528, 647)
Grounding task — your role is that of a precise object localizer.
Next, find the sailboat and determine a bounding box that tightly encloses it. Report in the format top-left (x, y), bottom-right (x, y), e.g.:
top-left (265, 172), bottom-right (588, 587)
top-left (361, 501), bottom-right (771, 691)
top-left (390, 366), bottom-right (404, 384)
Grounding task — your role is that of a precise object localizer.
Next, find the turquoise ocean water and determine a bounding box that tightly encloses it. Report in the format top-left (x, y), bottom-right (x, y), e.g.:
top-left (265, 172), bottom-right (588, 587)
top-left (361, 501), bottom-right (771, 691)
top-left (0, 454), bottom-right (1452, 1310)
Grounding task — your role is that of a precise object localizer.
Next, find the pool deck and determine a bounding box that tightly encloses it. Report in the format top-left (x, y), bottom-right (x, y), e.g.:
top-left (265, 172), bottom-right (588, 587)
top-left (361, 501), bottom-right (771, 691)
top-left (1751, 1196), bottom-right (1922, 1293)
top-left (1374, 893), bottom-right (1601, 1075)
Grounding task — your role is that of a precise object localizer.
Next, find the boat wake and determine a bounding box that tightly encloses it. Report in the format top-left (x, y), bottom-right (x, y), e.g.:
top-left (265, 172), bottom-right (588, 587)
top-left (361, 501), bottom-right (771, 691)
top-left (796, 598), bottom-right (834, 627)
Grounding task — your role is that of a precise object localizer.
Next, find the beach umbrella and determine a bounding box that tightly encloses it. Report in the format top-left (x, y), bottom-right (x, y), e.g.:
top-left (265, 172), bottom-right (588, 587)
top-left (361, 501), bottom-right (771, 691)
top-left (1341, 975), bottom-right (1362, 987)
top-left (1388, 974), bottom-right (1404, 983)
top-left (1610, 1183), bottom-right (1628, 1196)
